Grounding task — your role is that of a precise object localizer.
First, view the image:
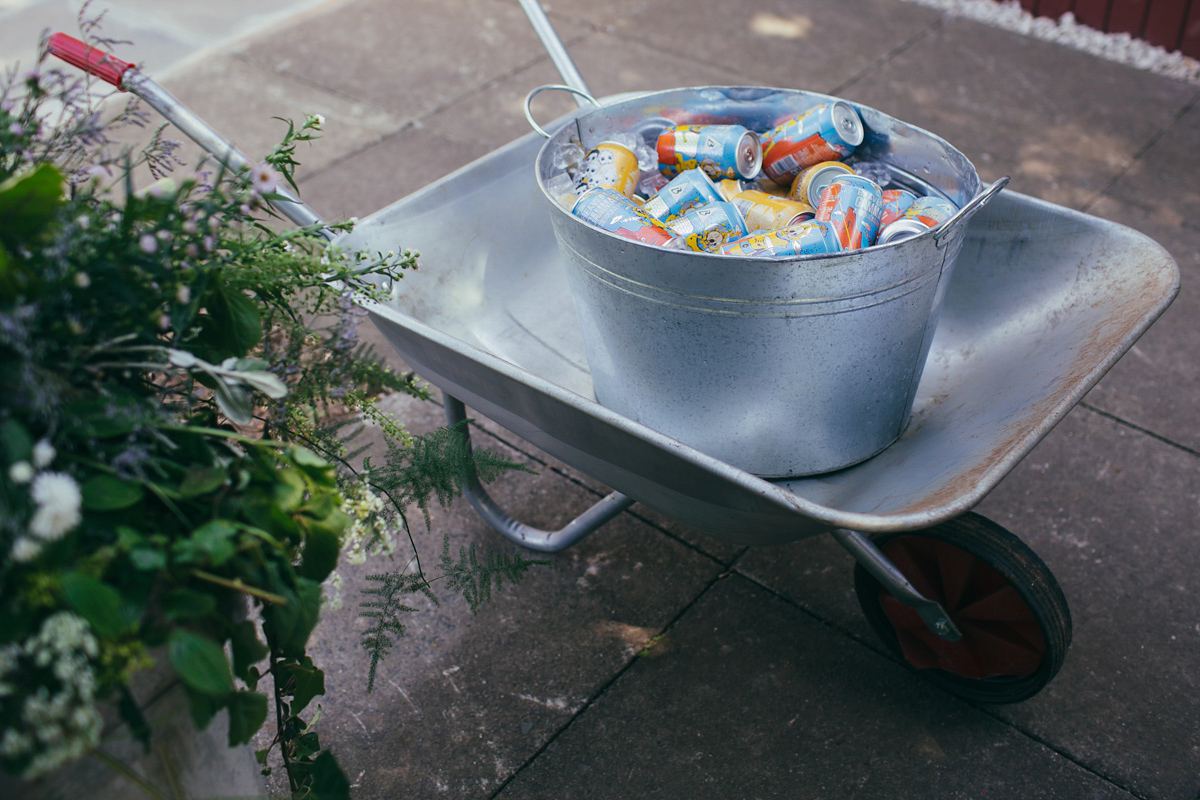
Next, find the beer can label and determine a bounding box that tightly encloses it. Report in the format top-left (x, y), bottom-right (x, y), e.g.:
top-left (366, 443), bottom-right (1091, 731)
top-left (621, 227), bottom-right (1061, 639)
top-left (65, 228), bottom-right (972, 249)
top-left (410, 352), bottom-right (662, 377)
top-left (731, 190), bottom-right (814, 233)
top-left (668, 201), bottom-right (749, 252)
top-left (657, 125), bottom-right (763, 181)
top-left (643, 169), bottom-right (723, 221)
top-left (902, 196), bottom-right (957, 229)
top-left (574, 141), bottom-right (641, 199)
top-left (718, 219), bottom-right (842, 258)
top-left (572, 188), bottom-right (677, 247)
top-left (761, 102), bottom-right (864, 185)
top-left (815, 176), bottom-right (884, 250)
top-left (878, 189), bottom-right (918, 228)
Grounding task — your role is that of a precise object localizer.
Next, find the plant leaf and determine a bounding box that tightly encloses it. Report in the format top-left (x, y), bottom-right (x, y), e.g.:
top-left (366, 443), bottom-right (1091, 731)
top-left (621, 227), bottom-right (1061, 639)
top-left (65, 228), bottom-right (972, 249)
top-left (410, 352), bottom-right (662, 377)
top-left (230, 620), bottom-right (269, 682)
top-left (60, 572), bottom-right (127, 639)
top-left (80, 474), bottom-right (145, 511)
top-left (308, 750), bottom-right (352, 800)
top-left (168, 630), bottom-right (233, 695)
top-left (226, 690), bottom-right (269, 746)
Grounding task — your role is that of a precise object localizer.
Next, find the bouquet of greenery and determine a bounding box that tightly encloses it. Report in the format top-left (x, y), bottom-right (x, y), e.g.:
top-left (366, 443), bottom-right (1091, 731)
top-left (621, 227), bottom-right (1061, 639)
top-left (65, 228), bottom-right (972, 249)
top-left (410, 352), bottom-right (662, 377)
top-left (0, 23), bottom-right (540, 799)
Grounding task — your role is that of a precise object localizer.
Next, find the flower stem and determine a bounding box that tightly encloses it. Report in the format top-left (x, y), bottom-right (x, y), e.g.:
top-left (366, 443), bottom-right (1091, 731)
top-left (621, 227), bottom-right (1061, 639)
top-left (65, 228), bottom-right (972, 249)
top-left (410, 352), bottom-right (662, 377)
top-left (191, 570), bottom-right (289, 604)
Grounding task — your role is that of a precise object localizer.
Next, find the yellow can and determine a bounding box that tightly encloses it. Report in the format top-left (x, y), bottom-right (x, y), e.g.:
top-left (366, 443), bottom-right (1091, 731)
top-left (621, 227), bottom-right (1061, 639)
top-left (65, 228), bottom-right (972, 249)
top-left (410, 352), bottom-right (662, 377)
top-left (729, 190), bottom-right (814, 232)
top-left (573, 141), bottom-right (641, 199)
top-left (789, 160), bottom-right (855, 207)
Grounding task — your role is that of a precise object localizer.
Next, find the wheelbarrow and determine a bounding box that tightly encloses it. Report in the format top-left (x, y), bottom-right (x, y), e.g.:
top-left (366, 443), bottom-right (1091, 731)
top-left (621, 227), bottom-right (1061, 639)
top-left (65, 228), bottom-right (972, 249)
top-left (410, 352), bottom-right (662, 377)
top-left (47, 0), bottom-right (1179, 705)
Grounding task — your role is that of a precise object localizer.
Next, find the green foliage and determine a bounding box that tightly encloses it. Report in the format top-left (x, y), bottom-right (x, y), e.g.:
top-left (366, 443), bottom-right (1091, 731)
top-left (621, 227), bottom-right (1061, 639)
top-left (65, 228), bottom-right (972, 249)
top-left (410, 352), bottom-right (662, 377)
top-left (359, 571), bottom-right (435, 693)
top-left (1, 17), bottom-right (542, 798)
top-left (440, 538), bottom-right (549, 614)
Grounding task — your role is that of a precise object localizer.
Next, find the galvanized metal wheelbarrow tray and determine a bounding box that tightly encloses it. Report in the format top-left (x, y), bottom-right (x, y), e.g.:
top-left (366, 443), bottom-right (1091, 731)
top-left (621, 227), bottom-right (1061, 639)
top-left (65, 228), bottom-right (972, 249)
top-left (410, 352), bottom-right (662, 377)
top-left (348, 128), bottom-right (1178, 546)
top-left (47, 0), bottom-right (1179, 702)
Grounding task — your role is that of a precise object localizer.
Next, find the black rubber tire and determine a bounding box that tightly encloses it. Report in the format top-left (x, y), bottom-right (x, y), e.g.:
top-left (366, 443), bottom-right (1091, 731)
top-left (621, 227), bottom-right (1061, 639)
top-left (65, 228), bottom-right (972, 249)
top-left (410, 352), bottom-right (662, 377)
top-left (853, 513), bottom-right (1072, 704)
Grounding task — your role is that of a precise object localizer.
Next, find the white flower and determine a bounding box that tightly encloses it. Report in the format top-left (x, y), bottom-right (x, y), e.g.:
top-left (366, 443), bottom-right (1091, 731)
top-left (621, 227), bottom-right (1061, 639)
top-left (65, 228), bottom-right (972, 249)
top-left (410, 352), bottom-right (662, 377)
top-left (250, 162), bottom-right (281, 195)
top-left (8, 460), bottom-right (34, 483)
top-left (176, 285), bottom-right (191, 304)
top-left (32, 440), bottom-right (56, 468)
top-left (138, 233), bottom-right (158, 254)
top-left (312, 114), bottom-right (325, 128)
top-left (11, 536), bottom-right (42, 562)
top-left (73, 272), bottom-right (91, 289)
top-left (28, 472), bottom-right (82, 541)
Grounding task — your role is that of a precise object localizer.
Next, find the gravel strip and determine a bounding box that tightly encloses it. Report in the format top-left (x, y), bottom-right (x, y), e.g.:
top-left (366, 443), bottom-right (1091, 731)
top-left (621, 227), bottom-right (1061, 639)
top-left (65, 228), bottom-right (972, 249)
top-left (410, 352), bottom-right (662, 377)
top-left (900, 0), bottom-right (1200, 85)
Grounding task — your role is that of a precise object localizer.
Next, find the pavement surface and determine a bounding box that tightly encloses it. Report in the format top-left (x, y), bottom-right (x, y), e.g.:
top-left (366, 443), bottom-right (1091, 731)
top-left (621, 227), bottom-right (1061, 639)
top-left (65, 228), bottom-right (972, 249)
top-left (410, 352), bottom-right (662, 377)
top-left (7, 0), bottom-right (1199, 798)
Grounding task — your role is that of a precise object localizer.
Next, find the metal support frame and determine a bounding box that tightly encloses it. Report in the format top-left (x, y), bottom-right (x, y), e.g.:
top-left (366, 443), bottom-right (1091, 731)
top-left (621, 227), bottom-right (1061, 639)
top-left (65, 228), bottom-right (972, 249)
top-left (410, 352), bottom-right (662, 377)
top-left (444, 396), bottom-right (634, 552)
top-left (831, 528), bottom-right (962, 642)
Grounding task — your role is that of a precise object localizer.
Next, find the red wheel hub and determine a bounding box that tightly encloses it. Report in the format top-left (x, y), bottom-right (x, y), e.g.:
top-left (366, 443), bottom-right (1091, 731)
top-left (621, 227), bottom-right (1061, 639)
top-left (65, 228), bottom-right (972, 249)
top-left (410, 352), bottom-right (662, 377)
top-left (877, 537), bottom-right (1046, 680)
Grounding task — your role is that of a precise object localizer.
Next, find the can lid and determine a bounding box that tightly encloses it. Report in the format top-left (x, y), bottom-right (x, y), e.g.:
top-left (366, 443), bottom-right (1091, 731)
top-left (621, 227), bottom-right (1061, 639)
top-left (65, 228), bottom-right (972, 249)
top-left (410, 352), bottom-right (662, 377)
top-left (804, 163), bottom-right (855, 206)
top-left (736, 131), bottom-right (764, 180)
top-left (877, 217), bottom-right (930, 245)
top-left (830, 102), bottom-right (865, 148)
top-left (786, 210), bottom-right (817, 226)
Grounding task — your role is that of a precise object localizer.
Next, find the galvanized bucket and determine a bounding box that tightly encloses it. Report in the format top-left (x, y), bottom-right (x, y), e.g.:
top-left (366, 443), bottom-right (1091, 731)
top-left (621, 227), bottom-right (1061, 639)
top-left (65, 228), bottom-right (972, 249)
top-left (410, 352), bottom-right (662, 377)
top-left (531, 86), bottom-right (1006, 478)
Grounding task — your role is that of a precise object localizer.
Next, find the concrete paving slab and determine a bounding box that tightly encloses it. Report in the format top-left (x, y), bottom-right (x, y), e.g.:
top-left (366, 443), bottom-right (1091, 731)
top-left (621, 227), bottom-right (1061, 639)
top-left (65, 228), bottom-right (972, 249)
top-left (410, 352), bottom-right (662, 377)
top-left (606, 0), bottom-right (943, 93)
top-left (0, 0), bottom-right (340, 77)
top-left (148, 53), bottom-right (405, 176)
top-left (837, 16), bottom-right (1196, 210)
top-left (261, 392), bottom-right (725, 798)
top-left (736, 407), bottom-right (1200, 799)
top-left (497, 574), bottom-right (1135, 799)
top-left (1081, 98), bottom-right (1200, 451)
top-left (232, 0), bottom-right (590, 121)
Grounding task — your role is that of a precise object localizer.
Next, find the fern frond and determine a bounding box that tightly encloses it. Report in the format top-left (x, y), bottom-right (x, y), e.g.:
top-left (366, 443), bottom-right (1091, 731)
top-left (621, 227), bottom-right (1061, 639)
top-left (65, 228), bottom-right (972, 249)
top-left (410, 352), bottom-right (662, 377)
top-left (359, 571), bottom-right (436, 693)
top-left (439, 537), bottom-right (549, 615)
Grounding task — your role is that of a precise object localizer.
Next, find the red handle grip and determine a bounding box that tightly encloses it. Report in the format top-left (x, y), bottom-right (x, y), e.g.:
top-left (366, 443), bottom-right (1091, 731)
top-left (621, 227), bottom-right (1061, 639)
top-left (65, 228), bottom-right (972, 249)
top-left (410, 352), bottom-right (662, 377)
top-left (47, 33), bottom-right (134, 88)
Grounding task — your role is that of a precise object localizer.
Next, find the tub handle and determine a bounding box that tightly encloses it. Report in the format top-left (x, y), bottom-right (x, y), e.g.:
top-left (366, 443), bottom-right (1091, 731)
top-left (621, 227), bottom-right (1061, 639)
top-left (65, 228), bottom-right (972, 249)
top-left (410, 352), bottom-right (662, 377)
top-left (523, 84), bottom-right (602, 138)
top-left (933, 176), bottom-right (1009, 249)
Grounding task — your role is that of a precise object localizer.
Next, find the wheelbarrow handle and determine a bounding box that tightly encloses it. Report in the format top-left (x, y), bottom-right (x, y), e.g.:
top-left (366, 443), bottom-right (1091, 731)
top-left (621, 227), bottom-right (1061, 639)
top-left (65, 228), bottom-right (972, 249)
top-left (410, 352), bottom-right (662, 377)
top-left (46, 33), bottom-right (135, 89)
top-left (46, 33), bottom-right (329, 236)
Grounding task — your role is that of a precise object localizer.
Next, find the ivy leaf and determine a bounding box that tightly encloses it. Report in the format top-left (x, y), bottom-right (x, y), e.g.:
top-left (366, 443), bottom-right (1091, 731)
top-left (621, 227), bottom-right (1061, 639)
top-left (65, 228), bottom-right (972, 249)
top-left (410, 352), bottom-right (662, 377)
top-left (227, 690), bottom-right (269, 746)
top-left (279, 656), bottom-right (325, 716)
top-left (297, 524), bottom-right (341, 583)
top-left (230, 620), bottom-right (269, 682)
top-left (168, 630), bottom-right (233, 696)
top-left (308, 750), bottom-right (352, 800)
top-left (80, 474), bottom-right (144, 511)
top-left (0, 419), bottom-right (33, 464)
top-left (183, 685), bottom-right (225, 731)
top-left (60, 572), bottom-right (127, 640)
top-left (261, 576), bottom-right (321, 659)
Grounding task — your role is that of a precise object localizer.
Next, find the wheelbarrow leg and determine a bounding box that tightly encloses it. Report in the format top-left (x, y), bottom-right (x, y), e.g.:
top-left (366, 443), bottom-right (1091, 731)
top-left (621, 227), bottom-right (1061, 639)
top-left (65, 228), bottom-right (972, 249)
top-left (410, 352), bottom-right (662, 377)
top-left (831, 528), bottom-right (962, 642)
top-left (443, 395), bottom-right (635, 553)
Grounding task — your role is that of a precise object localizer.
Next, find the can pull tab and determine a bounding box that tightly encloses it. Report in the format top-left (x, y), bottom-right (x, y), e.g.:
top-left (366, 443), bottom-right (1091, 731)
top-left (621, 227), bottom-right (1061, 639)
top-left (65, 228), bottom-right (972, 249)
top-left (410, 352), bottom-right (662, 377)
top-left (524, 85), bottom-right (602, 139)
top-left (933, 176), bottom-right (1010, 249)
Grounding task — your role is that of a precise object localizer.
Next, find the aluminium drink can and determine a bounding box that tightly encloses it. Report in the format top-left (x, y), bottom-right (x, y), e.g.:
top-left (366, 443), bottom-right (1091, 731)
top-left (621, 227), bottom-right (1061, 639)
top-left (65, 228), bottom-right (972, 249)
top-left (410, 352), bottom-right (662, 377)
top-left (666, 200), bottom-right (749, 252)
top-left (657, 124), bottom-right (763, 181)
top-left (729, 189), bottom-right (814, 232)
top-left (788, 160), bottom-right (855, 207)
top-left (902, 196), bottom-right (958, 229)
top-left (876, 217), bottom-right (931, 245)
top-left (643, 168), bottom-right (723, 221)
top-left (760, 101), bottom-right (864, 185)
top-left (572, 188), bottom-right (681, 248)
top-left (573, 141), bottom-right (641, 199)
top-left (717, 219), bottom-right (842, 258)
top-left (814, 174), bottom-right (884, 250)
top-left (878, 188), bottom-right (918, 228)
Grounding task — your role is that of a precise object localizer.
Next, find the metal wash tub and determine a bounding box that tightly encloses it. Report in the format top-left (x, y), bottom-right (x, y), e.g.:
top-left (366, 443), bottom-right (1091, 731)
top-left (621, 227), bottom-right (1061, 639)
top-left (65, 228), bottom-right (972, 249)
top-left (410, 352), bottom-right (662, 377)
top-left (49, 0), bottom-right (1179, 702)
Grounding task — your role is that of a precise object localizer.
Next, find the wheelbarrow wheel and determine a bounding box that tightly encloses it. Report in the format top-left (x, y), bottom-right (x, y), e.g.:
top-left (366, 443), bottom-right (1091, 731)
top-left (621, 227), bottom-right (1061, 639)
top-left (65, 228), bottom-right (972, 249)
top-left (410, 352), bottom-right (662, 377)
top-left (853, 513), bottom-right (1071, 704)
